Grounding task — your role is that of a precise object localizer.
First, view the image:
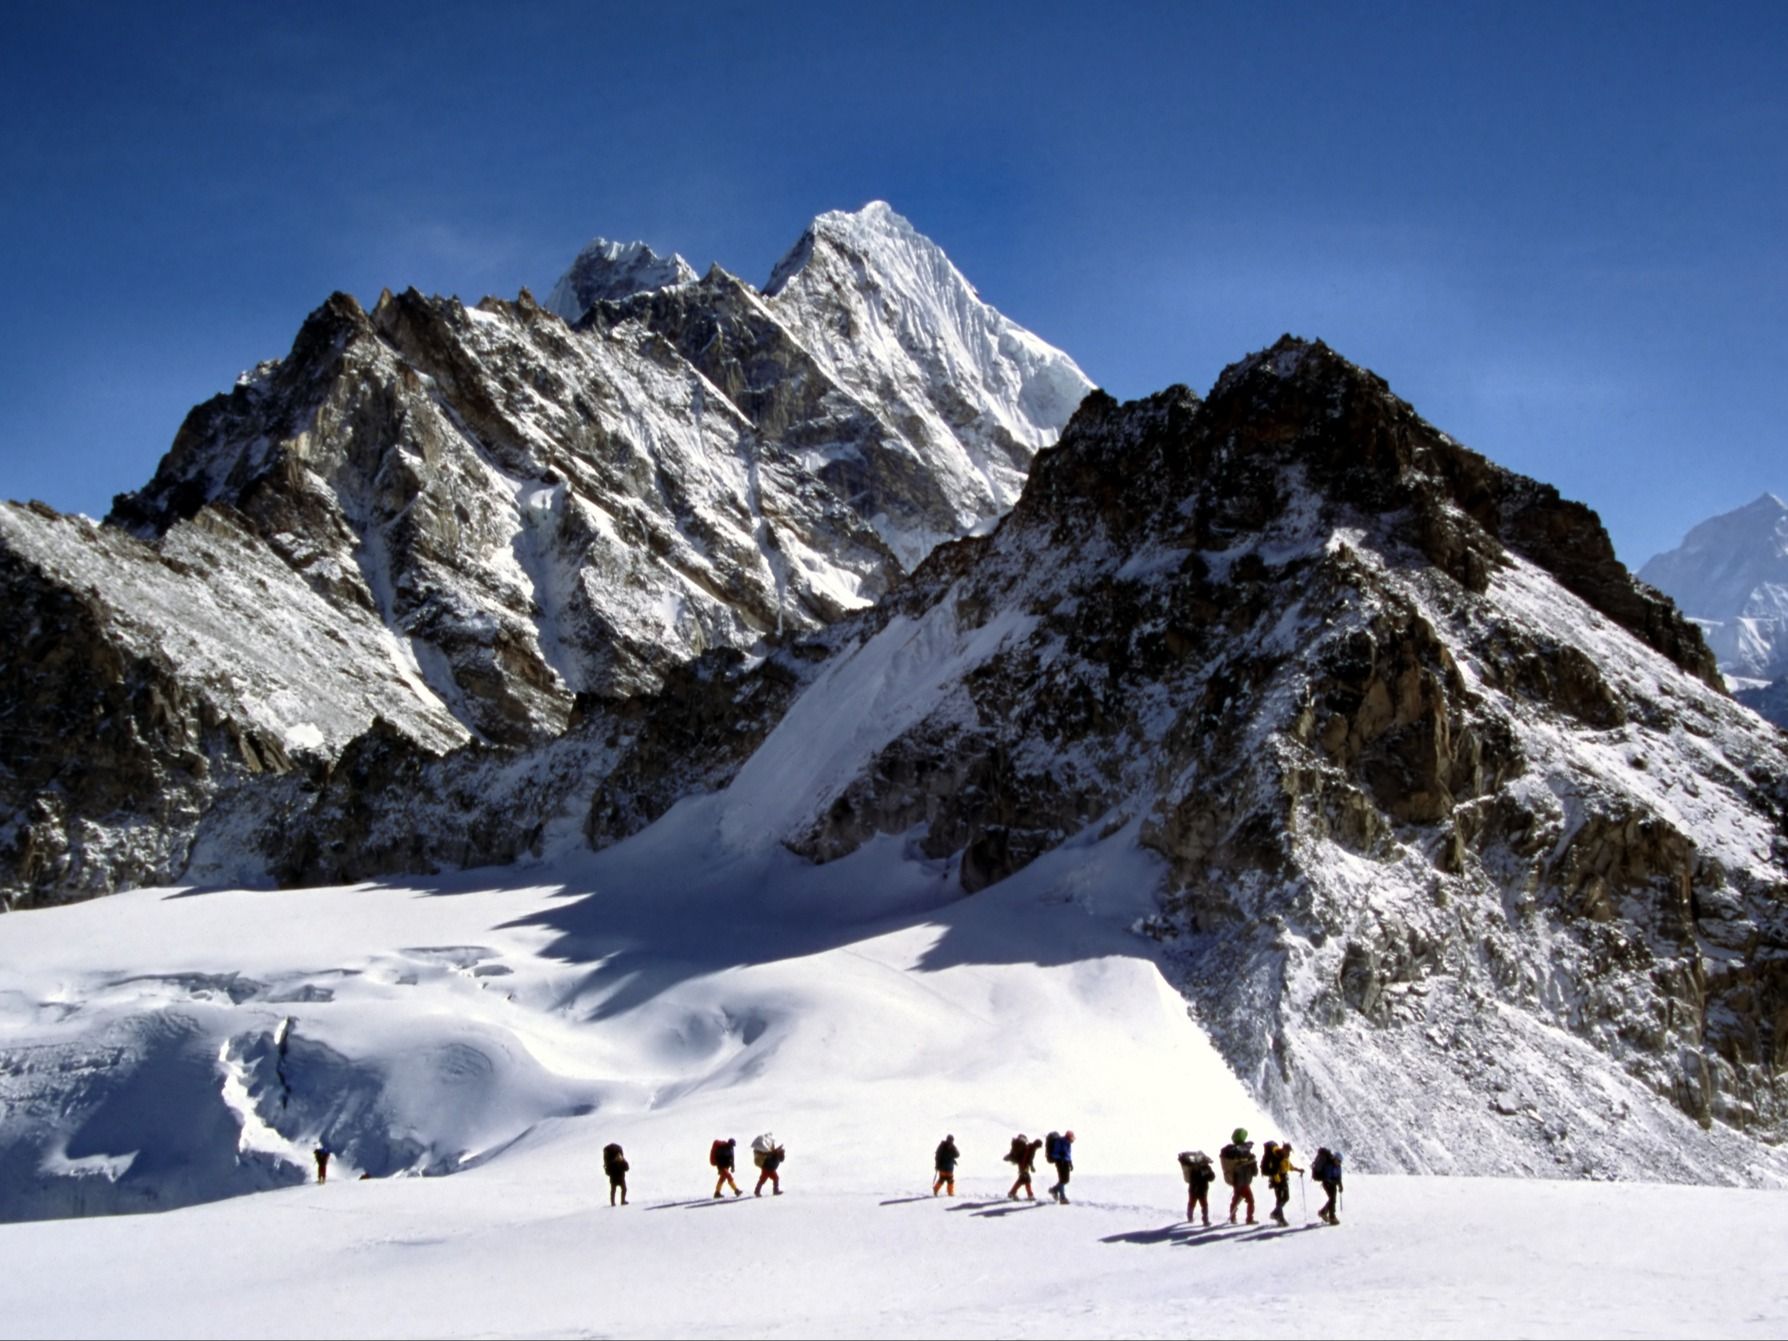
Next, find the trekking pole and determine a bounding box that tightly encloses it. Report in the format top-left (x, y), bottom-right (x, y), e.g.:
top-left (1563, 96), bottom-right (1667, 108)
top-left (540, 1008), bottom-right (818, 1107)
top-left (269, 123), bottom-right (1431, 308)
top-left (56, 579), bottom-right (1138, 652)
top-left (1299, 1172), bottom-right (1307, 1219)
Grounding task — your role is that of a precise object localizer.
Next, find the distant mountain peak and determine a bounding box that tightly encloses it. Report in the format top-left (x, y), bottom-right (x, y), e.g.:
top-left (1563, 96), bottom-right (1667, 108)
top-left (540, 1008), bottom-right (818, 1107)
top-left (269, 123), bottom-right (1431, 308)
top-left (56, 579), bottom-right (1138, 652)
top-left (1640, 491), bottom-right (1788, 691)
top-left (546, 238), bottom-right (696, 323)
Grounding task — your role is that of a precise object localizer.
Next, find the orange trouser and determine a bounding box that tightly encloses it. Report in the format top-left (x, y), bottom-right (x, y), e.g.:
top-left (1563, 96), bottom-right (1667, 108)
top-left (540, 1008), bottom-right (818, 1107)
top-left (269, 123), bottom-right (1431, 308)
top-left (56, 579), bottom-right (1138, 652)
top-left (1230, 1182), bottom-right (1255, 1220)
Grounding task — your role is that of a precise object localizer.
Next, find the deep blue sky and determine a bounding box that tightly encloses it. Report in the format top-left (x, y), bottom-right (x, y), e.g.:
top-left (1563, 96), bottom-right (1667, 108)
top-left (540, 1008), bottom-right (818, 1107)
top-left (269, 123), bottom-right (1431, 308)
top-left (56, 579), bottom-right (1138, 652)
top-left (2, 2), bottom-right (1783, 565)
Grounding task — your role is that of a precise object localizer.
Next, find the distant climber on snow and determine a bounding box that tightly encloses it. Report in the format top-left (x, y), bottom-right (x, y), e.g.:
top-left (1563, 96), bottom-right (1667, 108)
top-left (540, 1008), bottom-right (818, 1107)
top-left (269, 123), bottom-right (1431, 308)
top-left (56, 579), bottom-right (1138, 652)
top-left (1178, 1149), bottom-right (1216, 1226)
top-left (603, 1142), bottom-right (630, 1206)
top-left (710, 1137), bottom-right (742, 1198)
top-left (1005, 1133), bottom-right (1043, 1200)
top-left (1219, 1128), bottom-right (1257, 1225)
top-left (1045, 1129), bottom-right (1075, 1204)
top-left (933, 1134), bottom-right (960, 1196)
top-left (751, 1132), bottom-right (786, 1196)
top-left (1312, 1146), bottom-right (1344, 1225)
top-left (313, 1143), bottom-right (331, 1185)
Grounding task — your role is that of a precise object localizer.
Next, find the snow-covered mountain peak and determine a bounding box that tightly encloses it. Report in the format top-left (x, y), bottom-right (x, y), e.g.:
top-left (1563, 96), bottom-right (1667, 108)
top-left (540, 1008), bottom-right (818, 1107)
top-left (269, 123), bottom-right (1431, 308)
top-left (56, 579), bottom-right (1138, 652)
top-left (1640, 489), bottom-right (1788, 694)
top-left (763, 200), bottom-right (927, 294)
top-left (1668, 491), bottom-right (1788, 558)
top-left (545, 237), bottom-right (696, 323)
top-left (1640, 491), bottom-right (1788, 614)
top-left (755, 201), bottom-right (1094, 563)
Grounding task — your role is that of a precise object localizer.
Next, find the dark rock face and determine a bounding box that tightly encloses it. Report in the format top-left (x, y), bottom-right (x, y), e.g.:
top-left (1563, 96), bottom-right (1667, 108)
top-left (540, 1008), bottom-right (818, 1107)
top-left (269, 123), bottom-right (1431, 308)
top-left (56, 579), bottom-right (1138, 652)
top-left (0, 526), bottom-right (218, 900)
top-left (744, 337), bottom-right (1786, 1179)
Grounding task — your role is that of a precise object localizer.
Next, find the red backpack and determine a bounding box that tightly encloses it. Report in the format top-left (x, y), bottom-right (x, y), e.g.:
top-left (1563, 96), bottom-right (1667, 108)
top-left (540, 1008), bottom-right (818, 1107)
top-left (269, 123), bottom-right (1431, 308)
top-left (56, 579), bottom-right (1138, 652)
top-left (710, 1139), bottom-right (728, 1167)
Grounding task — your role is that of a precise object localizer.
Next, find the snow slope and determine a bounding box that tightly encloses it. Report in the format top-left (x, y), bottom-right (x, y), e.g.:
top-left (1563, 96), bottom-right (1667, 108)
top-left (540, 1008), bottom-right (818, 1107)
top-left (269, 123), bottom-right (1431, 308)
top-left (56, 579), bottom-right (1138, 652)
top-left (5, 1168), bottom-right (1785, 1339)
top-left (0, 786), bottom-right (1268, 1223)
top-left (4, 823), bottom-right (1784, 1338)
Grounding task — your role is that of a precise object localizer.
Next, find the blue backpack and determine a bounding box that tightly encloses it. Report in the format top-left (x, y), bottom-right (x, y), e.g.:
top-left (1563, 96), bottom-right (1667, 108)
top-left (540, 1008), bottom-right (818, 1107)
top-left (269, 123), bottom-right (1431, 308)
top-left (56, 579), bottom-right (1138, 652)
top-left (1046, 1132), bottom-right (1066, 1162)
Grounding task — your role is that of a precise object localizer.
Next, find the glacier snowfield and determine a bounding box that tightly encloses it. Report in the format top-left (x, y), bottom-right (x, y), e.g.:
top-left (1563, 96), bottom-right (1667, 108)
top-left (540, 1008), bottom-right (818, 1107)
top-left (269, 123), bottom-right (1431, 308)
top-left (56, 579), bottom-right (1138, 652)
top-left (2, 799), bottom-right (1784, 1337)
top-left (8, 1167), bottom-right (1786, 1339)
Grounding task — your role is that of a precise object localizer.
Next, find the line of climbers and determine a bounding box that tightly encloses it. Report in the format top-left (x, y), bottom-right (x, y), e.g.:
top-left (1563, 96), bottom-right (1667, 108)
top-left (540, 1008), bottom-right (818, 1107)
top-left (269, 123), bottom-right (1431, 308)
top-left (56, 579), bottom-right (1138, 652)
top-left (1182, 1130), bottom-right (1345, 1226)
top-left (593, 1127), bottom-right (1345, 1227)
top-left (601, 1133), bottom-right (791, 1204)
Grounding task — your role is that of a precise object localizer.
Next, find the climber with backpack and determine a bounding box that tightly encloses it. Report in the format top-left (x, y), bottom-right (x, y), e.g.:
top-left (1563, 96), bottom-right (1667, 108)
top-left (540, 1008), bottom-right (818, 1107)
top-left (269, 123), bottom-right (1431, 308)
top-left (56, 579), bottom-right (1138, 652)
top-left (933, 1134), bottom-right (960, 1196)
top-left (1178, 1149), bottom-right (1217, 1226)
top-left (1264, 1141), bottom-right (1302, 1225)
top-left (751, 1132), bottom-right (786, 1196)
top-left (1004, 1133), bottom-right (1043, 1200)
top-left (1259, 1142), bottom-right (1281, 1212)
top-left (603, 1142), bottom-right (630, 1206)
top-left (1312, 1147), bottom-right (1344, 1224)
top-left (1218, 1128), bottom-right (1258, 1224)
top-left (710, 1137), bottom-right (742, 1198)
top-left (1044, 1130), bottom-right (1075, 1203)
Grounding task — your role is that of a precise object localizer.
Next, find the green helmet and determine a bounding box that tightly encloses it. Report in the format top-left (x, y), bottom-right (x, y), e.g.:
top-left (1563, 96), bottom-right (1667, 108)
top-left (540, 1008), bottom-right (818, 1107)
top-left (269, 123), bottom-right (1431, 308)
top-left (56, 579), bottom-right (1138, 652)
top-left (1232, 1128), bottom-right (1248, 1143)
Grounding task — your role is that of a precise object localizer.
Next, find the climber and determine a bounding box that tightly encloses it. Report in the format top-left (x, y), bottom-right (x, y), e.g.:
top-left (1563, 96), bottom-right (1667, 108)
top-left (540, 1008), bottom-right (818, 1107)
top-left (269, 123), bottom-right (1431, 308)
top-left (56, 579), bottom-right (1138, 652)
top-left (1266, 1141), bottom-right (1302, 1226)
top-left (933, 1134), bottom-right (960, 1196)
top-left (1219, 1128), bottom-right (1257, 1224)
top-left (710, 1137), bottom-right (742, 1198)
top-left (1045, 1129), bottom-right (1075, 1204)
top-left (603, 1142), bottom-right (630, 1206)
top-left (1005, 1133), bottom-right (1043, 1200)
top-left (1312, 1146), bottom-right (1344, 1224)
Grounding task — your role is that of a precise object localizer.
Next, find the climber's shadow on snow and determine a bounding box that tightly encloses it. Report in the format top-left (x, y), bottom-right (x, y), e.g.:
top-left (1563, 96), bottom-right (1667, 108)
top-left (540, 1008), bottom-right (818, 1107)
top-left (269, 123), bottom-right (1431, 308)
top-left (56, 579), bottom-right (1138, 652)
top-left (964, 1201), bottom-right (1047, 1218)
top-left (1232, 1222), bottom-right (1322, 1242)
top-left (1101, 1222), bottom-right (1203, 1247)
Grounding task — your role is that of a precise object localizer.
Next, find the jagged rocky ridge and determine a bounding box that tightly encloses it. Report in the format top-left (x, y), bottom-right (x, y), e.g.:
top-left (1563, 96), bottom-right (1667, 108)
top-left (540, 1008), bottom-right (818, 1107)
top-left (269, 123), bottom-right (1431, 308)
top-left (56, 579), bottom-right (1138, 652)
top-left (0, 204), bottom-right (1090, 907)
top-left (559, 337), bottom-right (1784, 1181)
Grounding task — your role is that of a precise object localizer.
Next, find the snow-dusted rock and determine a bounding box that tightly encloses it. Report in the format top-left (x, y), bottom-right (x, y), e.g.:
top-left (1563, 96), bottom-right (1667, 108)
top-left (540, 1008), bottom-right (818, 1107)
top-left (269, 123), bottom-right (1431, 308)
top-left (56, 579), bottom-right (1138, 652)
top-left (545, 237), bottom-right (697, 323)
